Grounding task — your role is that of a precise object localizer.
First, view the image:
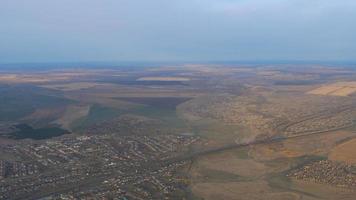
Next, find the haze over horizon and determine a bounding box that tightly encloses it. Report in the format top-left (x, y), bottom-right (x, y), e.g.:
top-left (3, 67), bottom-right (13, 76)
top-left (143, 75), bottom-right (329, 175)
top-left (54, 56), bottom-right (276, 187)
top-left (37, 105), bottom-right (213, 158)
top-left (2, 2), bottom-right (356, 198)
top-left (1, 0), bottom-right (356, 63)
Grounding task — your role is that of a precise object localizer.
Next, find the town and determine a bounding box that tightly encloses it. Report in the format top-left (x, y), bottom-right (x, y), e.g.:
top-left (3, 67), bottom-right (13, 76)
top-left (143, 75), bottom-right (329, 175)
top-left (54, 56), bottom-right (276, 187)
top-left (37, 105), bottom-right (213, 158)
top-left (0, 134), bottom-right (199, 199)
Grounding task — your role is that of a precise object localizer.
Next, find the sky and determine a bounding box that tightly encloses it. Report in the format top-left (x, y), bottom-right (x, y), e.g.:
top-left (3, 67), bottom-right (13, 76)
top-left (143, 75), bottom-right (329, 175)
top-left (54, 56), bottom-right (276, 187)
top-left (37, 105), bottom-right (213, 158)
top-left (0, 0), bottom-right (356, 63)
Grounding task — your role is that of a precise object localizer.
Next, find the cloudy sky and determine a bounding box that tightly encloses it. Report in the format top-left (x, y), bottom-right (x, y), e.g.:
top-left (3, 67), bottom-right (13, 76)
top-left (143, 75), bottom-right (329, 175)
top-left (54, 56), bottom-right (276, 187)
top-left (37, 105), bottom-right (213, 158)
top-left (0, 0), bottom-right (355, 63)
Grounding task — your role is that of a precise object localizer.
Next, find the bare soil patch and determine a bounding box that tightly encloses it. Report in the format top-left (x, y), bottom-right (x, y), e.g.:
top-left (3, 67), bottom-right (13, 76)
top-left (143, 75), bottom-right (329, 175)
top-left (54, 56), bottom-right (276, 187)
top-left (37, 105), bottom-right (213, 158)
top-left (329, 138), bottom-right (356, 164)
top-left (307, 82), bottom-right (356, 96)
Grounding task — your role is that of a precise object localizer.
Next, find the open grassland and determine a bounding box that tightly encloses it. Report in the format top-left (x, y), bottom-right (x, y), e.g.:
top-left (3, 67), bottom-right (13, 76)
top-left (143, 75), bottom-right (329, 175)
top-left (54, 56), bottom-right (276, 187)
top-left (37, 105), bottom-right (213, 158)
top-left (0, 85), bottom-right (74, 121)
top-left (115, 97), bottom-right (192, 109)
top-left (189, 128), bottom-right (356, 200)
top-left (192, 181), bottom-right (301, 200)
top-left (53, 104), bottom-right (90, 130)
top-left (40, 82), bottom-right (114, 91)
top-left (0, 69), bottom-right (126, 84)
top-left (189, 148), bottom-right (315, 200)
top-left (22, 107), bottom-right (66, 127)
top-left (192, 148), bottom-right (272, 178)
top-left (1, 65), bottom-right (356, 199)
top-left (288, 179), bottom-right (356, 200)
top-left (178, 89), bottom-right (355, 139)
top-left (65, 92), bottom-right (138, 109)
top-left (250, 131), bottom-right (354, 161)
top-left (329, 138), bottom-right (356, 165)
top-left (136, 76), bottom-right (191, 81)
top-left (0, 74), bottom-right (68, 83)
top-left (72, 104), bottom-right (123, 130)
top-left (307, 82), bottom-right (356, 96)
top-left (62, 82), bottom-right (202, 111)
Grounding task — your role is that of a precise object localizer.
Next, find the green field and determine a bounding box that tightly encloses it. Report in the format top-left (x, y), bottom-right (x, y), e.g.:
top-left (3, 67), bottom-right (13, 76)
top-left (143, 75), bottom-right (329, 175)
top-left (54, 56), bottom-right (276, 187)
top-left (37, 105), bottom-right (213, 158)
top-left (0, 85), bottom-right (74, 121)
top-left (9, 124), bottom-right (70, 140)
top-left (71, 104), bottom-right (123, 130)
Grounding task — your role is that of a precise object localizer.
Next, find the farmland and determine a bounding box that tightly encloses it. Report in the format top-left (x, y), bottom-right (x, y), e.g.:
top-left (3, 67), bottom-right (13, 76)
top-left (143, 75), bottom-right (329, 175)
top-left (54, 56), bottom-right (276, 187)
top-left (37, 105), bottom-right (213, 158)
top-left (0, 64), bottom-right (356, 199)
top-left (307, 82), bottom-right (356, 96)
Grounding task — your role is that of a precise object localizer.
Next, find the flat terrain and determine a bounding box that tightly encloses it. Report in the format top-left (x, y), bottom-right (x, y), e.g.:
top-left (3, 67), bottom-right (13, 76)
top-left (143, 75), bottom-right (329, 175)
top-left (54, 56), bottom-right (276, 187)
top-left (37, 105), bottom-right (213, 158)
top-left (0, 64), bottom-right (356, 199)
top-left (307, 82), bottom-right (356, 96)
top-left (329, 138), bottom-right (356, 164)
top-left (53, 104), bottom-right (90, 130)
top-left (136, 76), bottom-right (191, 81)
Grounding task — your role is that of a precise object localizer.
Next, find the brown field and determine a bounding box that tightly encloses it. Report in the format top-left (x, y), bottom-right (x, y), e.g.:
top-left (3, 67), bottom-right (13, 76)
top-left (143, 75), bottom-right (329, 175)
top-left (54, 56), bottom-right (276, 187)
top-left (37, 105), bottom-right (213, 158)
top-left (193, 150), bottom-right (270, 177)
top-left (191, 181), bottom-right (301, 200)
top-left (251, 131), bottom-right (355, 162)
top-left (1, 65), bottom-right (356, 199)
top-left (307, 82), bottom-right (356, 96)
top-left (289, 179), bottom-right (356, 200)
top-left (136, 76), bottom-right (191, 81)
top-left (329, 138), bottom-right (356, 164)
top-left (0, 74), bottom-right (68, 83)
top-left (0, 69), bottom-right (127, 84)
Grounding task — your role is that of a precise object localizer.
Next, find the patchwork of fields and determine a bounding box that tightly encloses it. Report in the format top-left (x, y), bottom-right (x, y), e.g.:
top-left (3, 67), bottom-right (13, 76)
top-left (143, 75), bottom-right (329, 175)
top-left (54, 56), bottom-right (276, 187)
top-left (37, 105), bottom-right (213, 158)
top-left (0, 65), bottom-right (356, 199)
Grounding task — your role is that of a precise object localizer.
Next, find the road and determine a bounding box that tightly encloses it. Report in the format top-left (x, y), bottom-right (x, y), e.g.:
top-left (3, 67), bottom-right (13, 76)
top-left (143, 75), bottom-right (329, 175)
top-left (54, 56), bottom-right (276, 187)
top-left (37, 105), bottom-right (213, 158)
top-left (13, 121), bottom-right (356, 200)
